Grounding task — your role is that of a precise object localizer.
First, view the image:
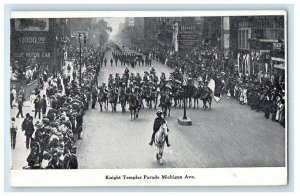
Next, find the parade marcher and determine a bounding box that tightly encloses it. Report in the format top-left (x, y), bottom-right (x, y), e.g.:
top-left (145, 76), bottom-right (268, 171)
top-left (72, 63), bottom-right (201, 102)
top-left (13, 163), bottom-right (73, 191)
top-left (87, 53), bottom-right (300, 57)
top-left (16, 97), bottom-right (24, 118)
top-left (10, 117), bottom-right (17, 149)
top-left (148, 110), bottom-right (171, 147)
top-left (104, 58), bottom-right (107, 67)
top-left (115, 57), bottom-right (118, 67)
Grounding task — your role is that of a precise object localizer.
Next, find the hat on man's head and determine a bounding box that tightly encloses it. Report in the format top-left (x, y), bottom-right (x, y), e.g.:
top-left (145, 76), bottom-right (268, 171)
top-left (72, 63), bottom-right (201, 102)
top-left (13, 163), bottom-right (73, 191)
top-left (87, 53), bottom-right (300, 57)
top-left (156, 110), bottom-right (163, 116)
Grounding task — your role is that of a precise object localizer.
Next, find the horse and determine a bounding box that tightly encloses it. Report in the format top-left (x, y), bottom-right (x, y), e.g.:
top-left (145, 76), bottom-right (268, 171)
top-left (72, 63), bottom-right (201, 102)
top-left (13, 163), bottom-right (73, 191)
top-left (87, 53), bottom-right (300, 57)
top-left (128, 94), bottom-right (138, 119)
top-left (154, 122), bottom-right (169, 165)
top-left (119, 91), bottom-right (126, 113)
top-left (186, 83), bottom-right (195, 108)
top-left (192, 87), bottom-right (202, 109)
top-left (108, 89), bottom-right (118, 112)
top-left (145, 85), bottom-right (158, 109)
top-left (119, 88), bottom-right (127, 113)
top-left (98, 89), bottom-right (108, 111)
top-left (161, 93), bottom-right (172, 118)
top-left (200, 87), bottom-right (213, 110)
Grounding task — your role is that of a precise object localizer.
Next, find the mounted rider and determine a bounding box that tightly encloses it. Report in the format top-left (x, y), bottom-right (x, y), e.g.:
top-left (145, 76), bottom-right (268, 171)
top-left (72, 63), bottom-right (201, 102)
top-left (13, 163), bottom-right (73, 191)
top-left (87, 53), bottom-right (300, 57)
top-left (149, 110), bottom-right (171, 147)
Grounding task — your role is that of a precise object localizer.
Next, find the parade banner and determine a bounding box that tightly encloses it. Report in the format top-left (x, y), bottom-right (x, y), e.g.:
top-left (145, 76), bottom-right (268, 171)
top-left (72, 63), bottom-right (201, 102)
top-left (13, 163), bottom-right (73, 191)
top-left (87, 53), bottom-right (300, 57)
top-left (208, 79), bottom-right (222, 103)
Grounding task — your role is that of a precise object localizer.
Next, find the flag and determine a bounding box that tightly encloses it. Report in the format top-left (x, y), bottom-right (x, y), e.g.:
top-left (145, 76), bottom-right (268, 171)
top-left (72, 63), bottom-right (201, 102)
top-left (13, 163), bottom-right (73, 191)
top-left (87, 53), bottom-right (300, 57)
top-left (208, 79), bottom-right (222, 103)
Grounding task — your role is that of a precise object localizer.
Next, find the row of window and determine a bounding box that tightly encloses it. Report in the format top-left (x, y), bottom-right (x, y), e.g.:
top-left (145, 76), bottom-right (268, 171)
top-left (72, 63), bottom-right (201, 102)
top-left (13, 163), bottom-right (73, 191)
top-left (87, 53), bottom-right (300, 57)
top-left (238, 28), bottom-right (284, 49)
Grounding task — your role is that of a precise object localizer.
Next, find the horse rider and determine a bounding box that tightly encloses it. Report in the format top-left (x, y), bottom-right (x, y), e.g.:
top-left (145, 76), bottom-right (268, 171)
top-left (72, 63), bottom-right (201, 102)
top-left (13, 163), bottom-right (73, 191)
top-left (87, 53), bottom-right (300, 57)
top-left (149, 110), bottom-right (171, 147)
top-left (135, 73), bottom-right (142, 86)
top-left (150, 66), bottom-right (155, 75)
top-left (160, 72), bottom-right (166, 82)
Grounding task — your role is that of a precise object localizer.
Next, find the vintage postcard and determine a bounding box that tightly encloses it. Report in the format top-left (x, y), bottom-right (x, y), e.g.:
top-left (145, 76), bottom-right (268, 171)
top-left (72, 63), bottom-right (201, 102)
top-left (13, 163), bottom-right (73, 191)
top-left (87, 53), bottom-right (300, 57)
top-left (9, 10), bottom-right (287, 186)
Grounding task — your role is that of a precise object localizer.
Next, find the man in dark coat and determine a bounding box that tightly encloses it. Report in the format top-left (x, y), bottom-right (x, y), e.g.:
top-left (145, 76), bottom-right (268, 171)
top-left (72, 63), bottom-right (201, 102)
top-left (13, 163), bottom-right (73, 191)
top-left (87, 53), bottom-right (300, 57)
top-left (41, 95), bottom-right (47, 115)
top-left (25, 116), bottom-right (35, 149)
top-left (104, 58), bottom-right (107, 67)
top-left (149, 110), bottom-right (170, 147)
top-left (16, 98), bottom-right (24, 118)
top-left (34, 95), bottom-right (42, 119)
top-left (69, 146), bottom-right (78, 169)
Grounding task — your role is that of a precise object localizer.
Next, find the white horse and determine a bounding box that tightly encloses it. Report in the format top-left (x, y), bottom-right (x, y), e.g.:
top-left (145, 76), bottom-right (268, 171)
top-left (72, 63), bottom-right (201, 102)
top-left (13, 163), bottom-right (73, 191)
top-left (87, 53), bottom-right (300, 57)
top-left (154, 122), bottom-right (169, 165)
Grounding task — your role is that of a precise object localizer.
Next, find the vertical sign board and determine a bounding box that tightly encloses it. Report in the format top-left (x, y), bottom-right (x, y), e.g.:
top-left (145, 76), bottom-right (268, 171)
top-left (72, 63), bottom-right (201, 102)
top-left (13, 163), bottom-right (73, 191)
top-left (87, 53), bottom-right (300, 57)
top-left (178, 24), bottom-right (199, 53)
top-left (223, 16), bottom-right (230, 52)
top-left (11, 18), bottom-right (54, 72)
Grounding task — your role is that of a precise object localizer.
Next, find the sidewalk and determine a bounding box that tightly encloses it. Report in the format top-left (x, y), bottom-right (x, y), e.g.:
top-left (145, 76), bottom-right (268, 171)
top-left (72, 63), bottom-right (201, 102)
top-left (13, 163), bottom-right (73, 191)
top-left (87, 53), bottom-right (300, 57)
top-left (10, 60), bottom-right (78, 169)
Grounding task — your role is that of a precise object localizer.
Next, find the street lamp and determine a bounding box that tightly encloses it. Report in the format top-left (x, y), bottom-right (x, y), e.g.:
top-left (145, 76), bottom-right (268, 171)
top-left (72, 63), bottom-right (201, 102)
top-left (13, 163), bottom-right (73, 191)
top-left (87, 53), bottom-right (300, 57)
top-left (78, 32), bottom-right (87, 87)
top-left (178, 80), bottom-right (192, 126)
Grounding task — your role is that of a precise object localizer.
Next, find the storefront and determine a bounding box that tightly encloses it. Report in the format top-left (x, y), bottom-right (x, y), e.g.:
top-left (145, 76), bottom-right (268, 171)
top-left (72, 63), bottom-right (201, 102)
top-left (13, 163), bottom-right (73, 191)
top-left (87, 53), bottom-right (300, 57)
top-left (271, 57), bottom-right (285, 86)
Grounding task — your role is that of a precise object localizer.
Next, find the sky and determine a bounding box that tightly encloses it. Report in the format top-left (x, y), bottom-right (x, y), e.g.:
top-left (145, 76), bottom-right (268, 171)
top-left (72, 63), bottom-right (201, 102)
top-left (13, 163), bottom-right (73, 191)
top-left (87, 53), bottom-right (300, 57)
top-left (103, 17), bottom-right (125, 39)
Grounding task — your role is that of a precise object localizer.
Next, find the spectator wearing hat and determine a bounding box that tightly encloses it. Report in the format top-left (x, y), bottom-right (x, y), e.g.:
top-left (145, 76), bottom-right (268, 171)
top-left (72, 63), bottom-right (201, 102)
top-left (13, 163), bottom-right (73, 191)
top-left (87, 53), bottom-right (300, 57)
top-left (16, 97), bottom-right (24, 118)
top-left (11, 86), bottom-right (17, 107)
top-left (34, 94), bottom-right (42, 119)
top-left (30, 90), bottom-right (36, 112)
top-left (25, 147), bottom-right (39, 169)
top-left (10, 117), bottom-right (18, 149)
top-left (41, 95), bottom-right (47, 115)
top-left (19, 86), bottom-right (25, 103)
top-left (10, 91), bottom-right (14, 109)
top-left (69, 146), bottom-right (78, 169)
top-left (149, 110), bottom-right (170, 147)
top-left (25, 116), bottom-right (34, 149)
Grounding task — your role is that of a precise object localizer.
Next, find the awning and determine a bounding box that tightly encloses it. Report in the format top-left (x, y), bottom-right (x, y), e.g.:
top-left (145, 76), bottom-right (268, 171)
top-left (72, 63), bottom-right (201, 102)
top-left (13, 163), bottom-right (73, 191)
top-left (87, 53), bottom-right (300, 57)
top-left (273, 63), bottom-right (285, 70)
top-left (271, 57), bottom-right (285, 62)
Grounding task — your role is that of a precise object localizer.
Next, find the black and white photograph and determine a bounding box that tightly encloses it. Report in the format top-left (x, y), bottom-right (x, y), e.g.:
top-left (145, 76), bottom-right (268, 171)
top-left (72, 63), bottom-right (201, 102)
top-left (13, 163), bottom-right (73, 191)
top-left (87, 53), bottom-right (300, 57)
top-left (9, 11), bottom-right (287, 186)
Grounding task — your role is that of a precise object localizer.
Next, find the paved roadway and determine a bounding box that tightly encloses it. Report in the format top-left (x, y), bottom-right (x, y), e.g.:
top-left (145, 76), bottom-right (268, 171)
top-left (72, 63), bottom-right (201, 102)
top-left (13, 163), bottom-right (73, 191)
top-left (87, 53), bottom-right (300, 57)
top-left (77, 50), bottom-right (286, 169)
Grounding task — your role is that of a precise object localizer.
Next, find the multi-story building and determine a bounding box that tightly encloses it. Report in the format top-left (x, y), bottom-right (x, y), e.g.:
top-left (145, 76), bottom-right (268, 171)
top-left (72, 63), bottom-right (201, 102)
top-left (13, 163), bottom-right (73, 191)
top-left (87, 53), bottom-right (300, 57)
top-left (229, 15), bottom-right (285, 76)
top-left (10, 18), bottom-right (68, 99)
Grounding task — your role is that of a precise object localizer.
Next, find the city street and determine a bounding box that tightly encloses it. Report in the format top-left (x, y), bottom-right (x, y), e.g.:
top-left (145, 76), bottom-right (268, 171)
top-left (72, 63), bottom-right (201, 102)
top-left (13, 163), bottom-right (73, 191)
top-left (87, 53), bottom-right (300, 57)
top-left (77, 50), bottom-right (285, 169)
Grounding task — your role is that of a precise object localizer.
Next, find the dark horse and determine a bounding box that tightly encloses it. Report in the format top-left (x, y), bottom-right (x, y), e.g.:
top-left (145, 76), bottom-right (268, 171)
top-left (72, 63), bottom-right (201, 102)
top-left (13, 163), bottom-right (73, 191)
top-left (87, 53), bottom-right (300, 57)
top-left (146, 87), bottom-right (158, 109)
top-left (98, 88), bottom-right (108, 111)
top-left (193, 86), bottom-right (202, 108)
top-left (128, 93), bottom-right (139, 119)
top-left (161, 92), bottom-right (172, 118)
top-left (200, 87), bottom-right (213, 110)
top-left (119, 88), bottom-right (127, 113)
top-left (186, 83), bottom-right (195, 108)
top-left (108, 88), bottom-right (118, 112)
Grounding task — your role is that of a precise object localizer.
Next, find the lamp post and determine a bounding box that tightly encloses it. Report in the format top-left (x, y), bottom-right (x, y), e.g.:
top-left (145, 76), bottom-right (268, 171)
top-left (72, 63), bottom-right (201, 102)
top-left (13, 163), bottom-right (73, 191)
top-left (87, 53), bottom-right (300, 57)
top-left (78, 32), bottom-right (87, 87)
top-left (178, 80), bottom-right (192, 126)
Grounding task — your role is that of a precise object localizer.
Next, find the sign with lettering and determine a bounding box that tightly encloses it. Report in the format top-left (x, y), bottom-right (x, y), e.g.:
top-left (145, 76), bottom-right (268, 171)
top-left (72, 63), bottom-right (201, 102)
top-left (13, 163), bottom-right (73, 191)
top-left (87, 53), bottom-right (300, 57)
top-left (11, 19), bottom-right (54, 69)
top-left (178, 25), bottom-right (199, 50)
top-left (14, 19), bottom-right (49, 31)
top-left (238, 19), bottom-right (284, 29)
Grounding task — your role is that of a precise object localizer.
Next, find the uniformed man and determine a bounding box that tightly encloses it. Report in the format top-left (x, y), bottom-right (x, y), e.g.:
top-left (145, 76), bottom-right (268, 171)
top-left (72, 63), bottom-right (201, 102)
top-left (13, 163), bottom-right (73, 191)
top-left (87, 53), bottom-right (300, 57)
top-left (148, 110), bottom-right (171, 147)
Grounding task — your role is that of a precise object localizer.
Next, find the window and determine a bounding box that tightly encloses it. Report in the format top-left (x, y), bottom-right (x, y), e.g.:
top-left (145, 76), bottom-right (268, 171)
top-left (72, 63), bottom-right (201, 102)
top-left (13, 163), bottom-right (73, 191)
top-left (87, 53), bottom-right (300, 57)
top-left (238, 28), bottom-right (251, 49)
